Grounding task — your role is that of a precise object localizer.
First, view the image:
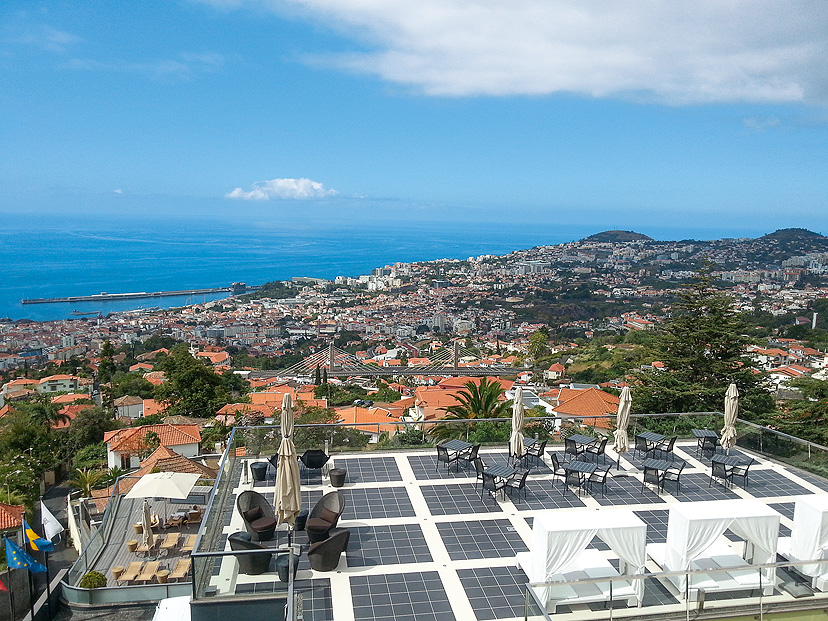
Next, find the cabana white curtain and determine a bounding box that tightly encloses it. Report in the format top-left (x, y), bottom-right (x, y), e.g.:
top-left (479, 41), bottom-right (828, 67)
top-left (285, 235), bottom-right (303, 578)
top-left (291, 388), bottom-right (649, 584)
top-left (789, 495), bottom-right (828, 577)
top-left (663, 500), bottom-right (780, 590)
top-left (529, 510), bottom-right (647, 604)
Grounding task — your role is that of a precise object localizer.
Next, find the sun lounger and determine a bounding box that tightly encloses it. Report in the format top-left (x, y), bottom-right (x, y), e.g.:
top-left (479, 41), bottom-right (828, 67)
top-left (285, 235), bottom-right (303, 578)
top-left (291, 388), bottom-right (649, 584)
top-left (135, 539), bottom-right (157, 556)
top-left (169, 558), bottom-right (192, 582)
top-left (117, 561), bottom-right (143, 584)
top-left (136, 560), bottom-right (161, 583)
top-left (181, 534), bottom-right (197, 553)
top-left (160, 532), bottom-right (180, 551)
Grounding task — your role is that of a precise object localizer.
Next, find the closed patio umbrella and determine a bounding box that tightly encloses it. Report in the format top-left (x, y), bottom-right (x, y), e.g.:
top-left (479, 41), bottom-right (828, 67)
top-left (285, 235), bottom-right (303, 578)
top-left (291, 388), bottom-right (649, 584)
top-left (510, 386), bottom-right (525, 463)
top-left (141, 499), bottom-right (155, 551)
top-left (721, 383), bottom-right (739, 451)
top-left (613, 386), bottom-right (632, 470)
top-left (275, 393), bottom-right (301, 526)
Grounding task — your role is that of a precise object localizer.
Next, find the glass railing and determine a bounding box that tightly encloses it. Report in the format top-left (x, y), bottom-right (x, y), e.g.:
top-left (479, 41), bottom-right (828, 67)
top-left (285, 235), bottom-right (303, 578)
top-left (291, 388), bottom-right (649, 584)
top-left (523, 557), bottom-right (828, 621)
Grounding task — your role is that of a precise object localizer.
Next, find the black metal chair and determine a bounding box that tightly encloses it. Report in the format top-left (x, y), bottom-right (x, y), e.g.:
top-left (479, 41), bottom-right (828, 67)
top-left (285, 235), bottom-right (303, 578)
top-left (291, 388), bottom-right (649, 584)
top-left (564, 438), bottom-right (584, 461)
top-left (505, 469), bottom-right (530, 502)
top-left (731, 459), bottom-right (754, 488)
top-left (459, 444), bottom-right (481, 469)
top-left (633, 435), bottom-right (652, 459)
top-left (473, 457), bottom-right (486, 485)
top-left (663, 460), bottom-right (686, 493)
top-left (268, 454), bottom-right (280, 480)
top-left (709, 460), bottom-right (733, 488)
top-left (586, 467), bottom-right (610, 498)
top-left (308, 529), bottom-right (350, 572)
top-left (482, 472), bottom-right (506, 500)
top-left (549, 453), bottom-right (567, 487)
top-left (586, 438), bottom-right (608, 464)
top-left (655, 436), bottom-right (677, 461)
top-left (698, 435), bottom-right (720, 458)
top-left (237, 490), bottom-right (278, 541)
top-left (300, 449), bottom-right (330, 471)
top-left (306, 491), bottom-right (346, 543)
top-left (228, 532), bottom-right (273, 575)
top-left (642, 467), bottom-right (665, 494)
top-left (526, 439), bottom-right (548, 466)
top-left (436, 445), bottom-right (460, 472)
top-left (562, 469), bottom-right (585, 497)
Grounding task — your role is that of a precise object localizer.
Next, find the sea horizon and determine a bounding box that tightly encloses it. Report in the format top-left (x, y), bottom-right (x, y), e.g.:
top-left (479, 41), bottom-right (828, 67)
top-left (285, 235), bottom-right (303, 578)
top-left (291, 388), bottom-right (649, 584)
top-left (0, 212), bottom-right (813, 323)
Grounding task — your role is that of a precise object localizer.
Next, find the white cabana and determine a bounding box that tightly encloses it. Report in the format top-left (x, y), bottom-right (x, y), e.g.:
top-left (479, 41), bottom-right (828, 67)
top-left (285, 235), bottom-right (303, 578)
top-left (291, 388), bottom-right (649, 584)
top-left (516, 510), bottom-right (646, 611)
top-left (647, 500), bottom-right (780, 598)
top-left (777, 494), bottom-right (828, 589)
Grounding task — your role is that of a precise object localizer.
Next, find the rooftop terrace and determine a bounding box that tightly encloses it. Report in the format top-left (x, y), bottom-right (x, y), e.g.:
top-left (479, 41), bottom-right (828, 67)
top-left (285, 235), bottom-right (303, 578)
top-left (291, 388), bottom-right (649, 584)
top-left (63, 414), bottom-right (828, 621)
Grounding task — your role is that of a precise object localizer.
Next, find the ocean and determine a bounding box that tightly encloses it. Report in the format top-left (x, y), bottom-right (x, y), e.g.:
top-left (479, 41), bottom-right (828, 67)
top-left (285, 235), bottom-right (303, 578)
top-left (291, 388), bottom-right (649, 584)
top-left (0, 213), bottom-right (774, 323)
top-left (0, 215), bottom-right (594, 322)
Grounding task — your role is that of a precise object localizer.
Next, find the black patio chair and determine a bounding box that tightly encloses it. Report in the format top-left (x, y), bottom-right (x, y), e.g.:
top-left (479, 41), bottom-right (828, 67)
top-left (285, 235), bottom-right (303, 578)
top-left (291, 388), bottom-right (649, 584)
top-left (633, 435), bottom-right (652, 459)
top-left (731, 458), bottom-right (755, 488)
top-left (308, 529), bottom-right (350, 572)
top-left (459, 444), bottom-right (481, 469)
top-left (663, 460), bottom-right (686, 493)
top-left (505, 469), bottom-right (530, 502)
top-left (473, 458), bottom-right (486, 485)
top-left (268, 454), bottom-right (279, 480)
top-left (481, 472), bottom-right (506, 500)
top-left (698, 435), bottom-right (720, 458)
top-left (642, 467), bottom-right (665, 494)
top-left (549, 453), bottom-right (567, 487)
top-left (655, 436), bottom-right (677, 461)
top-left (562, 469), bottom-right (585, 497)
top-left (228, 532), bottom-right (273, 575)
top-left (300, 449), bottom-right (330, 472)
top-left (564, 437), bottom-right (584, 461)
top-left (586, 438), bottom-right (608, 464)
top-left (237, 490), bottom-right (278, 541)
top-left (436, 445), bottom-right (460, 472)
top-left (587, 467), bottom-right (610, 498)
top-left (526, 439), bottom-right (548, 466)
top-left (306, 491), bottom-right (346, 543)
top-left (709, 460), bottom-right (733, 488)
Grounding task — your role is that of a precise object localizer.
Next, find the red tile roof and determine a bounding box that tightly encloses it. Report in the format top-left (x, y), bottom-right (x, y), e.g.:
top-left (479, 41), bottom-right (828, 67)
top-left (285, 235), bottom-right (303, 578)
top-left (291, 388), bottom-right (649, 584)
top-left (103, 424), bottom-right (201, 453)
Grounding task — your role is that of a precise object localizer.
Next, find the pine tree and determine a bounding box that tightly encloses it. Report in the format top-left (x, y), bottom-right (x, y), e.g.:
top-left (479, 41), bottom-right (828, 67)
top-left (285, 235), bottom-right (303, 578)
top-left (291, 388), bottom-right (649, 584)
top-left (314, 365), bottom-right (322, 385)
top-left (633, 266), bottom-right (773, 418)
top-left (322, 368), bottom-right (328, 384)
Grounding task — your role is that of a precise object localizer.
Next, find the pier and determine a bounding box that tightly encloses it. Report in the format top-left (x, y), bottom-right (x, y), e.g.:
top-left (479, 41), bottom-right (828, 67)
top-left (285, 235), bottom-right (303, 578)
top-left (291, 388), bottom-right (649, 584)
top-left (22, 282), bottom-right (258, 305)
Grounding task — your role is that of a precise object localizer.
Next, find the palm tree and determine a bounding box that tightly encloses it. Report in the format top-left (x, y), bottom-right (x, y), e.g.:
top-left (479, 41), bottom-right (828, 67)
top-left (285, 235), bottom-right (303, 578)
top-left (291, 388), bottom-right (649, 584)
top-left (27, 395), bottom-right (71, 428)
top-left (101, 466), bottom-right (129, 486)
top-left (69, 468), bottom-right (105, 498)
top-left (430, 378), bottom-right (511, 441)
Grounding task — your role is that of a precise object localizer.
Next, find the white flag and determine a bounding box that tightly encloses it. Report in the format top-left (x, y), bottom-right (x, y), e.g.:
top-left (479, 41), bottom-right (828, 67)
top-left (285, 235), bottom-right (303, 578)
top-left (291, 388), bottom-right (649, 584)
top-left (40, 501), bottom-right (63, 540)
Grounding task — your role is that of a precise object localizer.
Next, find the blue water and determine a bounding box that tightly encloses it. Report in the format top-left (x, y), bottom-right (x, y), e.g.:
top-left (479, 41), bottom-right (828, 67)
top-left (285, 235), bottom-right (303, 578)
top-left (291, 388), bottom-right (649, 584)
top-left (0, 213), bottom-right (774, 322)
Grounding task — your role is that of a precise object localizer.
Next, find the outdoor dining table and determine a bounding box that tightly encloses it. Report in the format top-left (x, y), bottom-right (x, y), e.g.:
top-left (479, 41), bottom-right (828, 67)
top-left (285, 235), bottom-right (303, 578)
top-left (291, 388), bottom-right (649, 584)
top-left (568, 434), bottom-right (598, 447)
top-left (637, 431), bottom-right (665, 443)
top-left (485, 464), bottom-right (516, 480)
top-left (563, 459), bottom-right (596, 496)
top-left (642, 458), bottom-right (673, 494)
top-left (441, 439), bottom-right (473, 455)
top-left (692, 429), bottom-right (719, 439)
top-left (711, 454), bottom-right (743, 468)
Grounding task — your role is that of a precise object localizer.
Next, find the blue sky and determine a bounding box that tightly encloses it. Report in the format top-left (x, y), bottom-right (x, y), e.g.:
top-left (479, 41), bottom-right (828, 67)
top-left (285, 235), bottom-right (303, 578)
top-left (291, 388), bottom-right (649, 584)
top-left (2, 1), bottom-right (828, 238)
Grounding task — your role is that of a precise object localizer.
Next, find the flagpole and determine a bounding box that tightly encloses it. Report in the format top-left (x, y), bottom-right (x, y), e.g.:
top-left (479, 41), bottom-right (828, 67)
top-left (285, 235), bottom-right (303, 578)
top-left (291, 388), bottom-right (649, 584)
top-left (38, 498), bottom-right (51, 617)
top-left (27, 567), bottom-right (34, 621)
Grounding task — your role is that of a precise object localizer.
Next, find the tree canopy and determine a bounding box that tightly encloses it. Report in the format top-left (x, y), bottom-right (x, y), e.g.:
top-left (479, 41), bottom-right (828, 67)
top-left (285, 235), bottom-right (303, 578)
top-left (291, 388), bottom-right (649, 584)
top-left (153, 345), bottom-right (233, 418)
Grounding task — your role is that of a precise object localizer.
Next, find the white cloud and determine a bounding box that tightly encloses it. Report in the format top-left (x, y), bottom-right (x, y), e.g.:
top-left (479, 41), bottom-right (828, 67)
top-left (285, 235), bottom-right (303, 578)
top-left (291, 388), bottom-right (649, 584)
top-left (113, 188), bottom-right (124, 194)
top-left (743, 117), bottom-right (781, 131)
top-left (64, 52), bottom-right (225, 80)
top-left (4, 24), bottom-right (82, 52)
top-left (204, 0), bottom-right (828, 104)
top-left (225, 178), bottom-right (338, 200)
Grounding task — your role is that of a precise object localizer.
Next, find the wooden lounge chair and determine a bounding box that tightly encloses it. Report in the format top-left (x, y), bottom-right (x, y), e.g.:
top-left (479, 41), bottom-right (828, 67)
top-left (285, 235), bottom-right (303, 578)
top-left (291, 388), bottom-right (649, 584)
top-left (117, 561), bottom-right (143, 584)
top-left (160, 532), bottom-right (180, 550)
top-left (135, 539), bottom-right (157, 556)
top-left (136, 560), bottom-right (161, 583)
top-left (181, 534), bottom-right (197, 553)
top-left (169, 558), bottom-right (192, 582)
top-left (186, 507), bottom-right (202, 524)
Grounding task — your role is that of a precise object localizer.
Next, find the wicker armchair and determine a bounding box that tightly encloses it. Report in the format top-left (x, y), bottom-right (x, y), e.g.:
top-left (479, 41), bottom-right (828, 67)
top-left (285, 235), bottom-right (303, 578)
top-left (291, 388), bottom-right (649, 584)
top-left (308, 529), bottom-right (351, 571)
top-left (228, 532), bottom-right (273, 575)
top-left (306, 491), bottom-right (346, 543)
top-left (237, 490), bottom-right (278, 541)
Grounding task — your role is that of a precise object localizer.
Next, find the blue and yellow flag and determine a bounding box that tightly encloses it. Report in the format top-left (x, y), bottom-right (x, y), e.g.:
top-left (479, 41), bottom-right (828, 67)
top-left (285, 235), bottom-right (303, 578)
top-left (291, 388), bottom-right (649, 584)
top-left (4, 536), bottom-right (46, 573)
top-left (23, 518), bottom-right (54, 552)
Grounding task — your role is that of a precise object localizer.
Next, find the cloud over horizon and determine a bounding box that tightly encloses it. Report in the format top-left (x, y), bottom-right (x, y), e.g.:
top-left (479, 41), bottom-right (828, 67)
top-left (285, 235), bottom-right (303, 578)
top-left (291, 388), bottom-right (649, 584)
top-left (225, 177), bottom-right (339, 200)
top-left (203, 0), bottom-right (828, 104)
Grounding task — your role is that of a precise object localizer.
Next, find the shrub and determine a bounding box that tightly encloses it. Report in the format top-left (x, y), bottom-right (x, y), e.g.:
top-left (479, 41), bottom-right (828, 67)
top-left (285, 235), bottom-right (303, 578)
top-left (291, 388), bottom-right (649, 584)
top-left (79, 571), bottom-right (107, 589)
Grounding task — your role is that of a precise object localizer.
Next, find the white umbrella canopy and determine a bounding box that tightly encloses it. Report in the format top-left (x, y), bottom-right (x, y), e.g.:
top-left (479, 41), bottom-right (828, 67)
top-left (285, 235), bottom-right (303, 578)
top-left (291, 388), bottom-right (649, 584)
top-left (125, 471), bottom-right (201, 500)
top-left (721, 383), bottom-right (739, 450)
top-left (141, 499), bottom-right (155, 549)
top-left (613, 386), bottom-right (632, 457)
top-left (510, 386), bottom-right (526, 461)
top-left (275, 393), bottom-right (301, 526)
